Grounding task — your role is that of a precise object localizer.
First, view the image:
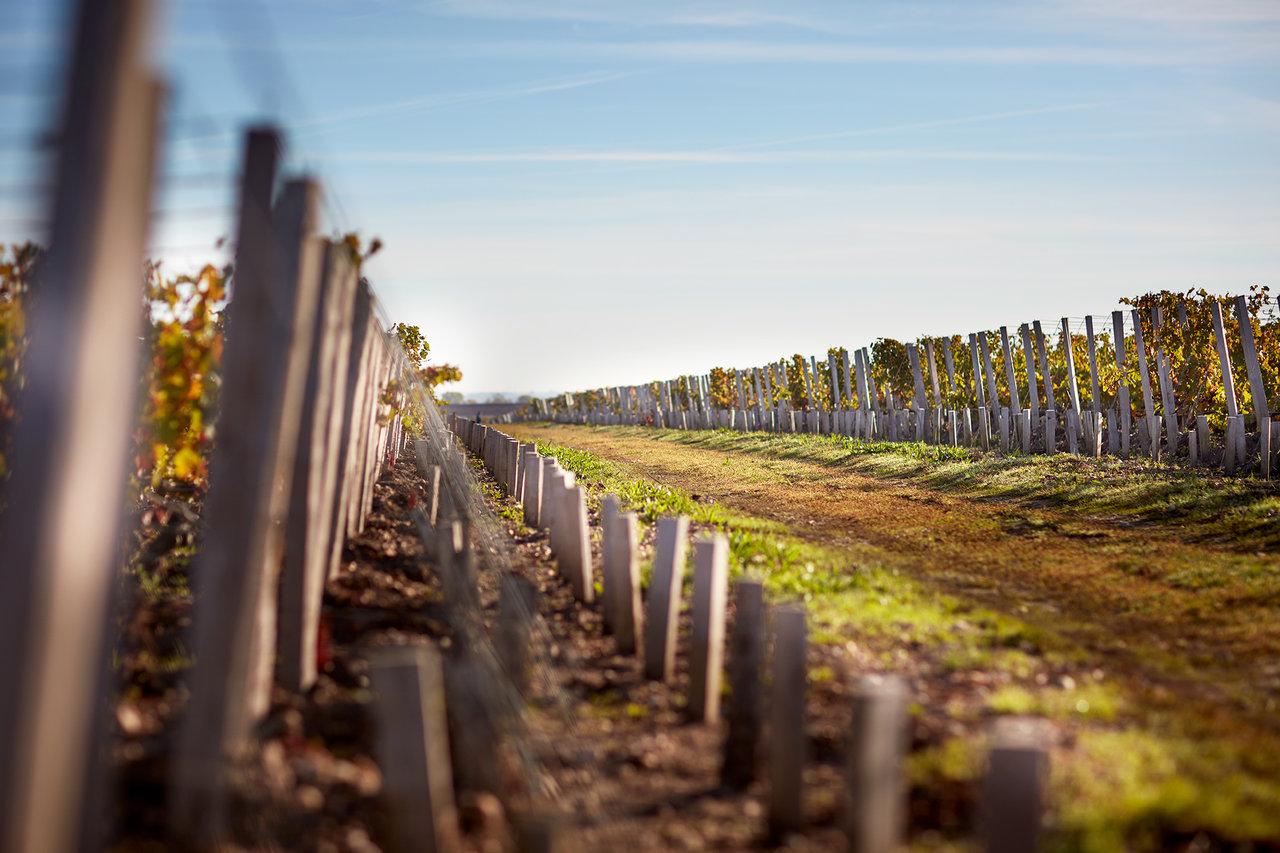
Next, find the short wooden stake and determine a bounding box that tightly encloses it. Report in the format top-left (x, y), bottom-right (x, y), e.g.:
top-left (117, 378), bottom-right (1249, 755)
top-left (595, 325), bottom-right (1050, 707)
top-left (599, 495), bottom-right (622, 634)
top-left (982, 717), bottom-right (1049, 853)
top-left (521, 450), bottom-right (542, 526)
top-left (444, 647), bottom-right (504, 796)
top-left (687, 534), bottom-right (729, 723)
top-left (498, 575), bottom-right (537, 696)
top-left (644, 516), bottom-right (690, 682)
top-left (768, 604), bottom-right (808, 836)
top-left (369, 645), bottom-right (461, 853)
top-left (558, 486), bottom-right (594, 603)
top-left (844, 675), bottom-right (909, 853)
top-left (611, 512), bottom-right (643, 655)
top-left (721, 579), bottom-right (765, 789)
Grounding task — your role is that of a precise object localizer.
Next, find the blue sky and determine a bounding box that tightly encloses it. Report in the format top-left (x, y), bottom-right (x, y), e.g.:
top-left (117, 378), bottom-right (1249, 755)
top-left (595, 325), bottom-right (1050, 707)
top-left (3, 0), bottom-right (1279, 395)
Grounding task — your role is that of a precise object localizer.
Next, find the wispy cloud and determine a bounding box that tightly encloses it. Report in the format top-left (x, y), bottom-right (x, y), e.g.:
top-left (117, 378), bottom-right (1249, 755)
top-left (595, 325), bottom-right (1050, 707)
top-left (430, 0), bottom-right (848, 34)
top-left (715, 102), bottom-right (1106, 152)
top-left (291, 70), bottom-right (636, 130)
top-left (1059, 0), bottom-right (1280, 26)
top-left (330, 147), bottom-right (1098, 165)
top-left (454, 38), bottom-right (1229, 66)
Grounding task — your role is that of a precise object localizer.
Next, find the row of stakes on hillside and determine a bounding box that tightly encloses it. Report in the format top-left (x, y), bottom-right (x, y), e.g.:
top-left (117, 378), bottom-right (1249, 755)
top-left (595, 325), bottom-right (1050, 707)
top-left (412, 413), bottom-right (1052, 852)
top-left (524, 305), bottom-right (1276, 479)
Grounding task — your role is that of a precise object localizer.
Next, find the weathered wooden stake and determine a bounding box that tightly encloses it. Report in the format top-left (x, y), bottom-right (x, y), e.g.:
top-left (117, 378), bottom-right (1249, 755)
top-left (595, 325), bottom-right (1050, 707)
top-left (498, 574), bottom-right (538, 696)
top-left (558, 485), bottom-right (594, 603)
top-left (645, 516), bottom-right (690, 681)
top-left (722, 579), bottom-right (765, 789)
top-left (1235, 295), bottom-right (1272, 478)
top-left (844, 675), bottom-right (910, 853)
top-left (768, 604), bottom-right (808, 837)
top-left (279, 242), bottom-right (359, 693)
top-left (599, 495), bottom-right (622, 633)
top-left (687, 534), bottom-right (729, 722)
top-left (982, 717), bottom-right (1049, 853)
top-left (369, 645), bottom-right (461, 853)
top-left (1017, 324), bottom-right (1039, 422)
top-left (173, 169), bottom-right (326, 836)
top-left (611, 511), bottom-right (643, 655)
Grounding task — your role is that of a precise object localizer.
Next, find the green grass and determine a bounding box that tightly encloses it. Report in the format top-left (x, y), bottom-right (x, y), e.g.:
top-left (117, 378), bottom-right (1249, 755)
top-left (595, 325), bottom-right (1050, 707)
top-left (575, 425), bottom-right (1280, 549)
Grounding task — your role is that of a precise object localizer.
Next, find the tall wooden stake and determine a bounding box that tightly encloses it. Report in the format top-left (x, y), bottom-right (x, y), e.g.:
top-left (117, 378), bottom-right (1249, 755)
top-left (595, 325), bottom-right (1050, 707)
top-left (172, 168), bottom-right (325, 839)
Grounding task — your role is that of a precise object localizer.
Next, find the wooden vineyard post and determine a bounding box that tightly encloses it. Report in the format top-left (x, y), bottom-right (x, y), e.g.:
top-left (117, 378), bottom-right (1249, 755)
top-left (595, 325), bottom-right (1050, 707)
top-left (854, 349), bottom-right (870, 413)
top-left (645, 516), bottom-right (691, 681)
top-left (540, 459), bottom-right (562, 532)
top-left (419, 454), bottom-right (442, 526)
top-left (610, 511), bottom-right (643, 655)
top-left (522, 448), bottom-right (543, 525)
top-left (968, 334), bottom-right (987, 412)
top-left (346, 316), bottom-right (384, 537)
top-left (925, 339), bottom-right (943, 410)
top-left (1033, 320), bottom-right (1056, 421)
top-left (722, 579), bottom-right (765, 789)
top-left (941, 337), bottom-right (958, 403)
top-left (845, 675), bottom-right (910, 853)
top-left (687, 534), bottom-right (729, 723)
top-left (829, 352), bottom-right (843, 410)
top-left (599, 495), bottom-right (621, 633)
top-left (769, 604), bottom-right (808, 837)
top-left (328, 283), bottom-right (374, 578)
top-left (1130, 309), bottom-right (1158, 459)
top-left (438, 518), bottom-right (480, 617)
top-left (1059, 318), bottom-right (1082, 456)
top-left (357, 336), bottom-right (393, 531)
top-left (1019, 323), bottom-right (1040, 423)
top-left (498, 575), bottom-right (538, 695)
top-left (171, 171), bottom-right (325, 837)
top-left (0, 0), bottom-right (161, 847)
top-left (279, 242), bottom-right (359, 693)
top-left (844, 349), bottom-right (857, 414)
top-left (862, 348), bottom-right (880, 415)
top-left (978, 333), bottom-right (1000, 418)
top-left (369, 645), bottom-right (462, 853)
top-left (1112, 311), bottom-right (1131, 457)
top-left (1210, 300), bottom-right (1242, 470)
top-left (982, 718), bottom-right (1049, 853)
top-left (1235, 295), bottom-right (1272, 478)
top-left (1152, 307), bottom-right (1180, 459)
top-left (999, 327), bottom-right (1022, 416)
top-left (907, 344), bottom-right (928, 411)
top-left (754, 368), bottom-right (767, 423)
top-left (968, 335), bottom-right (990, 450)
top-left (1084, 316), bottom-right (1102, 436)
top-left (559, 486), bottom-right (594, 603)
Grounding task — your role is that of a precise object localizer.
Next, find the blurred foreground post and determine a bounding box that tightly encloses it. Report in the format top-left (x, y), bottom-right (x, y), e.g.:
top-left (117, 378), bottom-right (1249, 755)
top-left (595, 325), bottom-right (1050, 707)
top-left (982, 717), bottom-right (1049, 853)
top-left (0, 0), bottom-right (162, 849)
top-left (844, 675), bottom-right (910, 853)
top-left (370, 645), bottom-right (462, 853)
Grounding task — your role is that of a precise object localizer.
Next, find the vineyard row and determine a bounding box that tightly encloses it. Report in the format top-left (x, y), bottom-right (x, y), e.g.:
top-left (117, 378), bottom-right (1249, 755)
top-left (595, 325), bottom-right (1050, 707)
top-left (529, 295), bottom-right (1279, 478)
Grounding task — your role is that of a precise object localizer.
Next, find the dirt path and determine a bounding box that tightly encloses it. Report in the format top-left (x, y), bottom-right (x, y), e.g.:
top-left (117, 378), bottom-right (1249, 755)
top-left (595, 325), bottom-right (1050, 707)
top-left (505, 423), bottom-right (1280, 728)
